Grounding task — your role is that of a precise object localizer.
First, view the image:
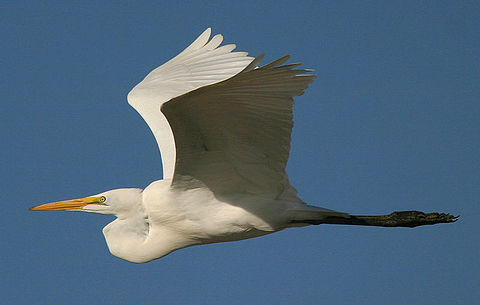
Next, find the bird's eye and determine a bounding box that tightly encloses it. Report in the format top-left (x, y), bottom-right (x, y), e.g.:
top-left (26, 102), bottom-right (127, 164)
top-left (99, 196), bottom-right (106, 203)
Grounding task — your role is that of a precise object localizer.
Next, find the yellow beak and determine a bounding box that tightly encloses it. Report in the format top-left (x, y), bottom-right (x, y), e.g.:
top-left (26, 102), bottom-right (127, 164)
top-left (30, 196), bottom-right (104, 211)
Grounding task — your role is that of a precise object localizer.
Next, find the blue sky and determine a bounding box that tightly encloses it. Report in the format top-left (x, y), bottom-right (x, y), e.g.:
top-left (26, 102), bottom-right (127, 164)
top-left (2, 1), bottom-right (479, 304)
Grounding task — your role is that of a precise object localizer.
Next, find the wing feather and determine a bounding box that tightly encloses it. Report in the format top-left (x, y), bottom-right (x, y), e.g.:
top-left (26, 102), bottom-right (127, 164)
top-left (161, 56), bottom-right (315, 198)
top-left (127, 29), bottom-right (254, 179)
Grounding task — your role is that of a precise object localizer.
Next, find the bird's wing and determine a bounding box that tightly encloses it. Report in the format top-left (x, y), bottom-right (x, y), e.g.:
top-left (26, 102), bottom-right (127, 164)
top-left (127, 28), bottom-right (254, 179)
top-left (161, 56), bottom-right (315, 198)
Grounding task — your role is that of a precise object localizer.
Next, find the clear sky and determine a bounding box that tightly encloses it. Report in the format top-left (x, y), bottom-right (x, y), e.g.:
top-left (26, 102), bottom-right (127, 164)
top-left (2, 1), bottom-right (479, 304)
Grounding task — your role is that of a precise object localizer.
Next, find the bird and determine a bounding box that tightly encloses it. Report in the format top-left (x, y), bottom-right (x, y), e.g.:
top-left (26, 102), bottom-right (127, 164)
top-left (31, 28), bottom-right (457, 263)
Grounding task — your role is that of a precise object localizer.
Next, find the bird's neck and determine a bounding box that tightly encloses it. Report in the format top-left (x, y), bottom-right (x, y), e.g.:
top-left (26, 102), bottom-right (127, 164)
top-left (101, 213), bottom-right (150, 263)
top-left (102, 214), bottom-right (193, 263)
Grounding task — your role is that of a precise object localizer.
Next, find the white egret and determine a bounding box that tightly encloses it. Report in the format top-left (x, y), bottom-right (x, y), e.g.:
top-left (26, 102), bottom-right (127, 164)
top-left (31, 28), bottom-right (456, 263)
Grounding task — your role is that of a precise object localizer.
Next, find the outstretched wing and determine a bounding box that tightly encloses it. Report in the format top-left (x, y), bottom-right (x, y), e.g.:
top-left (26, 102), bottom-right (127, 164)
top-left (162, 56), bottom-right (315, 198)
top-left (127, 28), bottom-right (254, 179)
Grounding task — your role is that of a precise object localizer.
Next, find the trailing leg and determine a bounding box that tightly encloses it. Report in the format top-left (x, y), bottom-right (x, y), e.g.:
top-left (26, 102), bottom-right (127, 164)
top-left (290, 210), bottom-right (458, 228)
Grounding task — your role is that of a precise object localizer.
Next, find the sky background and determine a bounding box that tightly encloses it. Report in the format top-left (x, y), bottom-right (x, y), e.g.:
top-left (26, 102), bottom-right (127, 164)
top-left (2, 1), bottom-right (479, 304)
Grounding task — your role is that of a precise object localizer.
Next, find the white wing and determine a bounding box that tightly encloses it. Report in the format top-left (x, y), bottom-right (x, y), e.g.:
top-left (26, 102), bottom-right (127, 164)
top-left (128, 28), bottom-right (254, 179)
top-left (162, 56), bottom-right (315, 198)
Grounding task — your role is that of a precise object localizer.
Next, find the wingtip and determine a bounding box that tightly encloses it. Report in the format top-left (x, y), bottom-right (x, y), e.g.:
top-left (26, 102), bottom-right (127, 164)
top-left (240, 53), bottom-right (265, 72)
top-left (197, 28), bottom-right (212, 43)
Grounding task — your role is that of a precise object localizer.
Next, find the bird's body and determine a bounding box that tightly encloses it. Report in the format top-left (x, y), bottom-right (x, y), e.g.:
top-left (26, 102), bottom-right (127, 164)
top-left (99, 178), bottom-right (336, 263)
top-left (31, 28), bottom-right (456, 263)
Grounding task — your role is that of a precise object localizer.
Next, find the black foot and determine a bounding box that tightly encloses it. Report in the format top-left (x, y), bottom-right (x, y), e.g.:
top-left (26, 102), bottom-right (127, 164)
top-left (378, 211), bottom-right (459, 227)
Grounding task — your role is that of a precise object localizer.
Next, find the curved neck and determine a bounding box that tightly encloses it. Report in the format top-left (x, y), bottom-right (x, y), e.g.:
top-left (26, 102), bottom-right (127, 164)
top-left (102, 215), bottom-right (150, 263)
top-left (102, 216), bottom-right (193, 263)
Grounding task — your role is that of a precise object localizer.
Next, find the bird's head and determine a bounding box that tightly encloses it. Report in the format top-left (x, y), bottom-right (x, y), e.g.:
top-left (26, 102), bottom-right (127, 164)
top-left (30, 188), bottom-right (143, 217)
top-left (30, 188), bottom-right (155, 263)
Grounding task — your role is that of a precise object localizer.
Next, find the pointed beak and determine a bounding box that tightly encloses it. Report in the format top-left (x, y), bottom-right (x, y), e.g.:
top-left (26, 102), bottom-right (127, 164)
top-left (30, 196), bottom-right (105, 211)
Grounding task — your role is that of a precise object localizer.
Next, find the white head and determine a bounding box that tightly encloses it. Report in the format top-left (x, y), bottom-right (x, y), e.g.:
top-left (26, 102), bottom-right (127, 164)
top-left (30, 188), bottom-right (158, 263)
top-left (31, 188), bottom-right (143, 215)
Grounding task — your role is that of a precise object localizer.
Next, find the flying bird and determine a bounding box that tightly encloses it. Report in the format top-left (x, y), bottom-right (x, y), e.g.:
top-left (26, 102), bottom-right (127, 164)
top-left (31, 28), bottom-right (457, 263)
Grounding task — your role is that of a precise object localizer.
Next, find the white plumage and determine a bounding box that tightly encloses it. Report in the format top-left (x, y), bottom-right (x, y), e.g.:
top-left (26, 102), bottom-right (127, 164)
top-left (128, 28), bottom-right (255, 179)
top-left (31, 28), bottom-right (347, 263)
